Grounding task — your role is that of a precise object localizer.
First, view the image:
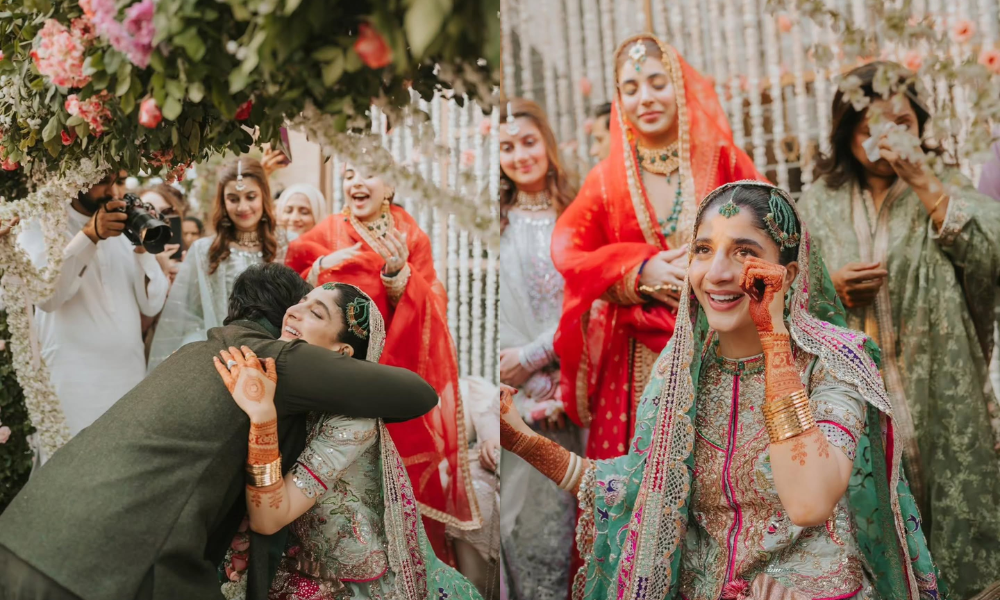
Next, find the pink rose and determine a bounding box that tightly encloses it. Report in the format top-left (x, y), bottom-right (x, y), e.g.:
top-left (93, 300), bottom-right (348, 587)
top-left (64, 95), bottom-right (80, 115)
top-left (579, 77), bottom-right (593, 97)
top-left (229, 552), bottom-right (248, 572)
top-left (31, 19), bottom-right (90, 88)
top-left (138, 97), bottom-right (162, 128)
top-left (1, 158), bottom-right (18, 171)
top-left (777, 14), bottom-right (794, 33)
top-left (354, 23), bottom-right (392, 69)
top-left (979, 48), bottom-right (1000, 75)
top-left (951, 19), bottom-right (976, 44)
top-left (0, 51), bottom-right (4, 61)
top-left (230, 534), bottom-right (250, 552)
top-left (902, 50), bottom-right (923, 73)
top-left (224, 564), bottom-right (240, 582)
top-left (461, 149), bottom-right (476, 167)
top-left (0, 426), bottom-right (10, 444)
top-left (64, 92), bottom-right (112, 136)
top-left (71, 18), bottom-right (96, 42)
top-left (235, 100), bottom-right (253, 121)
top-left (478, 118), bottom-right (491, 137)
top-left (61, 129), bottom-right (77, 146)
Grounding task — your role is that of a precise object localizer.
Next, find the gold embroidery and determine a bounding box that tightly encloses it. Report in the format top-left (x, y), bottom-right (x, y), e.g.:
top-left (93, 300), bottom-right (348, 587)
top-left (601, 262), bottom-right (644, 305)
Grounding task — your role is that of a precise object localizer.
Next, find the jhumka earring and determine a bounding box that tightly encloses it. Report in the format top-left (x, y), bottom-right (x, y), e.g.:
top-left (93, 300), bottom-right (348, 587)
top-left (506, 102), bottom-right (520, 135)
top-left (235, 159), bottom-right (246, 192)
top-left (628, 41), bottom-right (647, 72)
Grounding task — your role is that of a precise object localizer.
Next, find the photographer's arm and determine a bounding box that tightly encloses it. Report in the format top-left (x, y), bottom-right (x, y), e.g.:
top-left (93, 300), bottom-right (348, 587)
top-left (272, 340), bottom-right (438, 422)
top-left (130, 251), bottom-right (169, 317)
top-left (20, 223), bottom-right (98, 313)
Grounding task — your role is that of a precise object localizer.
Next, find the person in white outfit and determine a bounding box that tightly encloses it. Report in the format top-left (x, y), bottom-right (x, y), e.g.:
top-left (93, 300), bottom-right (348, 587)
top-left (18, 174), bottom-right (171, 438)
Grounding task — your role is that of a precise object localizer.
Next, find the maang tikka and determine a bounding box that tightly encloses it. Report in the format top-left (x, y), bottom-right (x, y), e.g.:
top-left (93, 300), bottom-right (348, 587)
top-left (628, 41), bottom-right (647, 72)
top-left (506, 102), bottom-right (520, 136)
top-left (235, 159), bottom-right (246, 192)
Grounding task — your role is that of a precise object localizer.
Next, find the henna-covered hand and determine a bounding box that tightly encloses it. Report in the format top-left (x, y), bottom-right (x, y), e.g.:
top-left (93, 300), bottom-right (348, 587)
top-left (213, 345), bottom-right (278, 424)
top-left (739, 257), bottom-right (787, 334)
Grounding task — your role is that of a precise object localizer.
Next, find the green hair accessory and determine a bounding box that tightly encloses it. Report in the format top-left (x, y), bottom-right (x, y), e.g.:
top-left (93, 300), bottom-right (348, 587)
top-left (321, 283), bottom-right (370, 340)
top-left (763, 189), bottom-right (801, 249)
top-left (718, 197), bottom-right (740, 218)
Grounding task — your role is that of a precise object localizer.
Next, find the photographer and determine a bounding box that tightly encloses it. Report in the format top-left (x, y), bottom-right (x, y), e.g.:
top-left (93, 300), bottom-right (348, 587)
top-left (17, 174), bottom-right (171, 443)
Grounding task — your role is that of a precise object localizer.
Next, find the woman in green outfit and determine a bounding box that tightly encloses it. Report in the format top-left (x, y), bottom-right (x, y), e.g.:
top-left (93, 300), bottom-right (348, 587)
top-left (798, 61), bottom-right (1000, 598)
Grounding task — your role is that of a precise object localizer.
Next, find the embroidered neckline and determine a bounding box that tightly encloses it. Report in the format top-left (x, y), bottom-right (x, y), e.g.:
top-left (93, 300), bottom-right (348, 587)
top-left (709, 340), bottom-right (765, 377)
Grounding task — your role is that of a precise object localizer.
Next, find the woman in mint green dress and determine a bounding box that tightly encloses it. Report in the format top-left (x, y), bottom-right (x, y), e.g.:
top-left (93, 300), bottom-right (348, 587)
top-left (215, 283), bottom-right (481, 600)
top-left (500, 181), bottom-right (943, 599)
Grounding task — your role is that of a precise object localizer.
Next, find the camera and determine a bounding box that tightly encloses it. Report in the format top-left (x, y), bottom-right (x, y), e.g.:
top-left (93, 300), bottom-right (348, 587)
top-left (112, 193), bottom-right (172, 254)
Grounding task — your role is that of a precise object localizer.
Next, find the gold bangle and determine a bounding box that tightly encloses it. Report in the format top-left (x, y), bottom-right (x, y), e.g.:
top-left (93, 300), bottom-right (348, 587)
top-left (246, 455), bottom-right (282, 487)
top-left (929, 193), bottom-right (948, 215)
top-left (764, 390), bottom-right (816, 442)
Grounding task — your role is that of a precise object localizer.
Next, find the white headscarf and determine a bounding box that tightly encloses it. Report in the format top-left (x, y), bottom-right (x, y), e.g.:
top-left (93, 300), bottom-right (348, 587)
top-left (275, 183), bottom-right (328, 231)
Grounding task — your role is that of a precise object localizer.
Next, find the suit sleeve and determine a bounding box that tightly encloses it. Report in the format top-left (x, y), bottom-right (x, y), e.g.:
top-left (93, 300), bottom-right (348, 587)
top-left (271, 340), bottom-right (438, 422)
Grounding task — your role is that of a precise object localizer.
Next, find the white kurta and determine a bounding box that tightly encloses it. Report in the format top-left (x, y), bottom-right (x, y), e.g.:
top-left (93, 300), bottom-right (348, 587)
top-left (18, 206), bottom-right (169, 436)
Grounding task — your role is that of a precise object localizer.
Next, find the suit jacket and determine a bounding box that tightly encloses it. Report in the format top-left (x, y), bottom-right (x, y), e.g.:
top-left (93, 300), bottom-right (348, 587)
top-left (0, 320), bottom-right (437, 600)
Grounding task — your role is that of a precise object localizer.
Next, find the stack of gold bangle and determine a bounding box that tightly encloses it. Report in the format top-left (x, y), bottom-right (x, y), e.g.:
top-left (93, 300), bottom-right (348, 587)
top-left (246, 455), bottom-right (282, 488)
top-left (763, 390), bottom-right (816, 443)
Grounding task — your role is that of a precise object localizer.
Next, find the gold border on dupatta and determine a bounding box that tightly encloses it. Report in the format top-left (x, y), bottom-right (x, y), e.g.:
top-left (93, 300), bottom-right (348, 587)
top-left (849, 183), bottom-right (926, 510)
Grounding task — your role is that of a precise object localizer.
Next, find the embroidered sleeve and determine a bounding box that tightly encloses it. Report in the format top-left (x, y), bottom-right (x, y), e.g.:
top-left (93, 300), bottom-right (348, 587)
top-left (381, 263), bottom-right (411, 305)
top-left (807, 362), bottom-right (867, 461)
top-left (600, 262), bottom-right (644, 305)
top-left (929, 195), bottom-right (971, 247)
top-left (290, 416), bottom-right (379, 499)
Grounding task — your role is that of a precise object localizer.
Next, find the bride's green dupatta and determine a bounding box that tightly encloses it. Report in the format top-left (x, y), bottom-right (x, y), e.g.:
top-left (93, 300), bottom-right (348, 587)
top-left (572, 182), bottom-right (944, 600)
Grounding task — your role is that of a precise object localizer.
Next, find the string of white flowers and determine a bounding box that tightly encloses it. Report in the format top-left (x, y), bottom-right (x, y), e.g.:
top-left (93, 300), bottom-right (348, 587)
top-left (666, 0), bottom-right (688, 58)
top-left (417, 96), bottom-right (434, 235)
top-left (763, 12), bottom-right (790, 189)
top-left (723, 0), bottom-right (746, 149)
top-left (614, 0), bottom-right (629, 47)
top-left (978, 0), bottom-right (996, 42)
top-left (331, 156), bottom-right (343, 213)
top-left (471, 106), bottom-right (487, 379)
top-left (706, 0), bottom-right (730, 112)
top-left (789, 9), bottom-right (814, 188)
top-left (850, 0), bottom-right (867, 28)
top-left (517, 0), bottom-right (535, 99)
top-left (599, 0), bottom-right (617, 105)
top-left (542, 21), bottom-right (559, 134)
top-left (485, 106), bottom-right (501, 380)
top-left (551, 0), bottom-right (574, 145)
top-left (566, 0), bottom-right (588, 165)
top-left (582, 0), bottom-right (607, 104)
top-left (446, 102), bottom-right (461, 340)
top-left (650, 0), bottom-right (668, 43)
top-left (683, 0), bottom-right (706, 73)
top-left (501, 0), bottom-right (516, 97)
top-left (457, 101), bottom-right (472, 377)
top-left (429, 97), bottom-right (446, 278)
top-left (742, 0), bottom-right (767, 170)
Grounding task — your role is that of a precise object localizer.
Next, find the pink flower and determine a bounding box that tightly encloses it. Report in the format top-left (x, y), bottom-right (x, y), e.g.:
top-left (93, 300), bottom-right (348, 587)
top-left (478, 118), bottom-right (491, 137)
top-left (61, 129), bottom-right (77, 145)
top-left (71, 18), bottom-right (96, 41)
top-left (1, 158), bottom-right (18, 171)
top-left (230, 535), bottom-right (250, 552)
top-left (138, 97), bottom-right (162, 128)
top-left (0, 51), bottom-right (4, 61)
top-left (147, 149), bottom-right (174, 168)
top-left (31, 19), bottom-right (90, 88)
top-left (0, 426), bottom-right (10, 444)
top-left (777, 14), bottom-right (794, 33)
top-left (461, 149), bottom-right (476, 167)
top-left (235, 100), bottom-right (253, 121)
top-left (979, 48), bottom-right (1000, 75)
top-left (84, 0), bottom-right (156, 68)
top-left (354, 23), bottom-right (392, 69)
top-left (64, 92), bottom-right (112, 137)
top-left (79, 0), bottom-right (96, 20)
top-left (164, 162), bottom-right (190, 183)
top-left (579, 77), bottom-right (593, 97)
top-left (902, 50), bottom-right (923, 73)
top-left (950, 19), bottom-right (976, 44)
top-left (229, 552), bottom-right (248, 572)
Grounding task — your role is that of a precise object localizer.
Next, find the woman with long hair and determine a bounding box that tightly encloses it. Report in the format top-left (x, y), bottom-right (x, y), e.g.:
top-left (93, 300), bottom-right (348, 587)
top-left (284, 154), bottom-right (479, 567)
top-left (798, 61), bottom-right (1000, 597)
top-left (275, 183), bottom-right (327, 240)
top-left (148, 158), bottom-right (283, 371)
top-left (214, 284), bottom-right (481, 600)
top-left (552, 34), bottom-right (766, 464)
top-left (501, 180), bottom-right (943, 599)
top-left (496, 97), bottom-right (581, 599)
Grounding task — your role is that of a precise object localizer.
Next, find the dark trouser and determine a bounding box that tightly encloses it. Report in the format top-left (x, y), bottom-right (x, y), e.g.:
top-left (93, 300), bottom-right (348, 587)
top-left (0, 545), bottom-right (81, 600)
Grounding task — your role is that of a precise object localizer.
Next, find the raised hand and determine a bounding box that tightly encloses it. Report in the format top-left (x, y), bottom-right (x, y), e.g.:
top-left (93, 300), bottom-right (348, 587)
top-left (831, 262), bottom-right (887, 308)
top-left (638, 245), bottom-right (688, 307)
top-left (739, 257), bottom-right (787, 333)
top-left (374, 230), bottom-right (409, 276)
top-left (213, 345), bottom-right (278, 424)
top-left (319, 242), bottom-right (363, 271)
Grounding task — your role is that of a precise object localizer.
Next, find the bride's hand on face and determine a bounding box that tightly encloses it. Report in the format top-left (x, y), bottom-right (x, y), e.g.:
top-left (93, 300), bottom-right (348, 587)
top-left (213, 346), bottom-right (278, 423)
top-left (738, 257), bottom-right (787, 334)
top-left (498, 347), bottom-right (532, 387)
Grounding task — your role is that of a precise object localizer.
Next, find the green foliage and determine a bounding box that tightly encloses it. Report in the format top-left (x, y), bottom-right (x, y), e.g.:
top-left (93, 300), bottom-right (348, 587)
top-left (0, 309), bottom-right (36, 515)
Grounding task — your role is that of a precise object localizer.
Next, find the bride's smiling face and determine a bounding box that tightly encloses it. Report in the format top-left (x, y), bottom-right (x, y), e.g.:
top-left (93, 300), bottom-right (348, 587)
top-left (279, 287), bottom-right (352, 355)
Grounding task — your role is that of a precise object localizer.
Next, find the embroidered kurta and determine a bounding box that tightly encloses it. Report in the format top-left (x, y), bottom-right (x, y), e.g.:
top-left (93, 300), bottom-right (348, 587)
top-left (680, 345), bottom-right (869, 599)
top-left (798, 173), bottom-right (1000, 597)
top-left (18, 207), bottom-right (168, 438)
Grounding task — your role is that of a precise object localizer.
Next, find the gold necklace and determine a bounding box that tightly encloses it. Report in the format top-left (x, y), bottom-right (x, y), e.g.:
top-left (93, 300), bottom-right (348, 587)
top-left (636, 141), bottom-right (680, 176)
top-left (345, 202), bottom-right (393, 239)
top-left (235, 230), bottom-right (260, 249)
top-left (514, 190), bottom-right (552, 212)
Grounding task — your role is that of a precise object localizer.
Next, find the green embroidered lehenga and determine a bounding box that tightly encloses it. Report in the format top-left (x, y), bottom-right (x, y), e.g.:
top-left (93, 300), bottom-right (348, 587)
top-left (571, 182), bottom-right (943, 600)
top-left (798, 172), bottom-right (1000, 598)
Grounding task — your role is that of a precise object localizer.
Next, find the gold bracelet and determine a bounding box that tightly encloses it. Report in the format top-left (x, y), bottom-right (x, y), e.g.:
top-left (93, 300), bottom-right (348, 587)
top-left (246, 455), bottom-right (282, 488)
top-left (763, 390), bottom-right (816, 443)
top-left (929, 193), bottom-right (948, 216)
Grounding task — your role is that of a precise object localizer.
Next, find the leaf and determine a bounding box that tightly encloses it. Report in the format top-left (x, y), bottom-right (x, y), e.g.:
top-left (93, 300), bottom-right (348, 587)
top-left (405, 0), bottom-right (452, 59)
top-left (91, 71), bottom-right (110, 90)
top-left (311, 46), bottom-right (343, 62)
top-left (165, 78), bottom-right (185, 100)
top-left (75, 122), bottom-right (89, 139)
top-left (115, 71), bottom-right (132, 97)
top-left (174, 27), bottom-right (206, 62)
top-left (162, 96), bottom-right (182, 121)
top-left (321, 53), bottom-right (345, 87)
top-left (228, 69), bottom-right (250, 94)
top-left (283, 0), bottom-right (304, 15)
top-left (345, 49), bottom-right (362, 73)
top-left (41, 115), bottom-right (60, 142)
top-left (104, 51), bottom-right (122, 76)
top-left (171, 125), bottom-right (179, 146)
top-left (65, 115), bottom-right (85, 127)
top-left (187, 81), bottom-right (205, 103)
top-left (82, 52), bottom-right (104, 76)
top-left (120, 85), bottom-right (136, 115)
top-left (188, 124), bottom-right (201, 154)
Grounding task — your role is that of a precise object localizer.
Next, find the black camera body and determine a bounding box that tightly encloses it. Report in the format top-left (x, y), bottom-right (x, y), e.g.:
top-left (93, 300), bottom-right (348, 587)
top-left (113, 193), bottom-right (172, 254)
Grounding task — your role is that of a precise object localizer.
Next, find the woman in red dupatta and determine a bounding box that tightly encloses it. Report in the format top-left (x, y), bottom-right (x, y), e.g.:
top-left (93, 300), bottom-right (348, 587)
top-left (285, 163), bottom-right (480, 566)
top-left (552, 34), bottom-right (766, 460)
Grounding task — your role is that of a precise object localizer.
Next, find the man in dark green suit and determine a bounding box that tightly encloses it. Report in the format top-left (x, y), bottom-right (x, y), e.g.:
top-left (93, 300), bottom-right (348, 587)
top-left (0, 263), bottom-right (439, 600)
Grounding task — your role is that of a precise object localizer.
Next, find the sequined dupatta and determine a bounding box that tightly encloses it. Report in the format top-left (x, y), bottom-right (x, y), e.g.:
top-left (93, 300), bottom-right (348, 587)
top-left (572, 182), bottom-right (942, 600)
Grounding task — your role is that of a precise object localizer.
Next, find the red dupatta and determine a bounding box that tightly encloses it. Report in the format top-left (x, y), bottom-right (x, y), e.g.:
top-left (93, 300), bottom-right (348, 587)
top-left (551, 36), bottom-right (765, 460)
top-left (285, 206), bottom-right (480, 565)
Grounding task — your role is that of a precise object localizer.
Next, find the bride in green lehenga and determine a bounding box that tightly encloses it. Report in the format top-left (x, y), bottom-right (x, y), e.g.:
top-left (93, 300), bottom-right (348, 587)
top-left (500, 180), bottom-right (944, 599)
top-left (798, 62), bottom-right (1000, 599)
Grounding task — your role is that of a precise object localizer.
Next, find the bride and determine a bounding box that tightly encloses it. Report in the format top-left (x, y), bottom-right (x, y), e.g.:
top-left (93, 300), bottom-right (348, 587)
top-left (214, 282), bottom-right (481, 600)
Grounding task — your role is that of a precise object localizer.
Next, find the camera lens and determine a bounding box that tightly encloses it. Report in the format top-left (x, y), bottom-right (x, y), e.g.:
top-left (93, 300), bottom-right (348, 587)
top-left (121, 193), bottom-right (172, 253)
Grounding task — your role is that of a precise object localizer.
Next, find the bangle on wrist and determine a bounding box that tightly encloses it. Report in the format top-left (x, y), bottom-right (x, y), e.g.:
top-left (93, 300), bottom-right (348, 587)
top-left (929, 193), bottom-right (948, 216)
top-left (763, 390), bottom-right (816, 443)
top-left (246, 455), bottom-right (282, 487)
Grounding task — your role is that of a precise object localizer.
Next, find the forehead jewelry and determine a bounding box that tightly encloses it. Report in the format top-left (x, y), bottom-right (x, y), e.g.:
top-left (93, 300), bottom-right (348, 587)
top-left (628, 41), bottom-right (647, 72)
top-left (719, 198), bottom-right (740, 218)
top-left (506, 102), bottom-right (520, 136)
top-left (235, 159), bottom-right (246, 192)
